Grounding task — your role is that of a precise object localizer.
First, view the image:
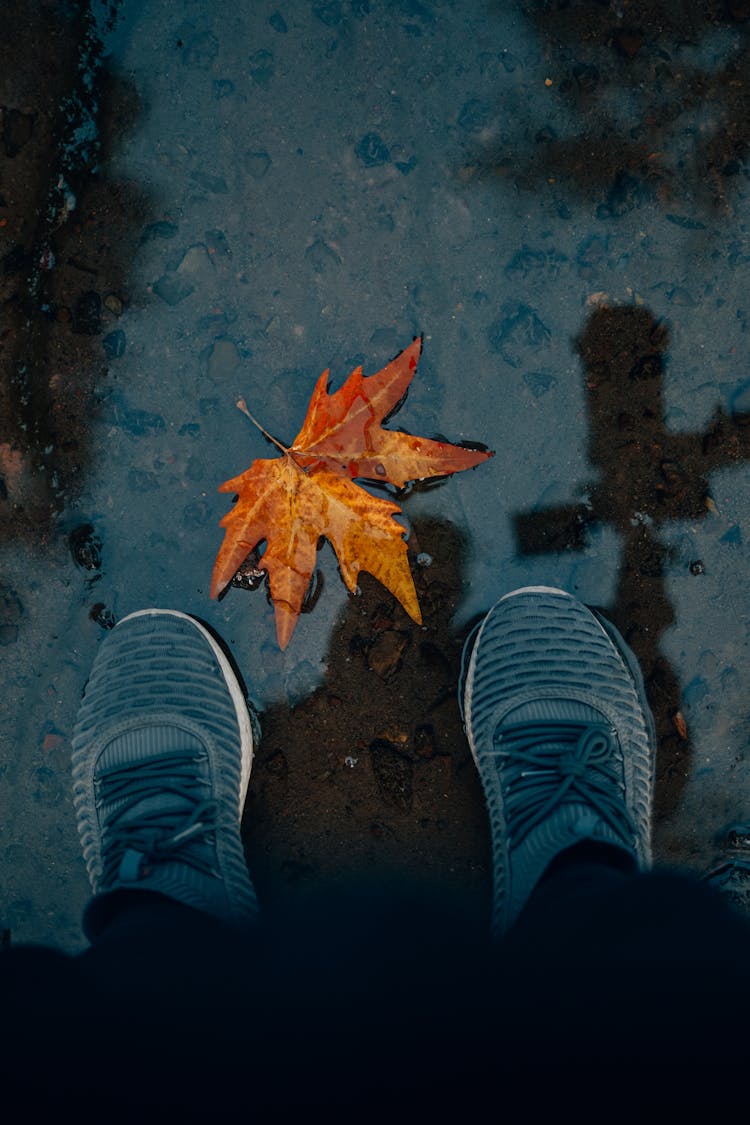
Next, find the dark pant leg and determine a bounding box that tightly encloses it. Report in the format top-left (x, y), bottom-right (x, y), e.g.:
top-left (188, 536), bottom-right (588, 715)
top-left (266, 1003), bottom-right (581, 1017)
top-left (0, 893), bottom-right (263, 1121)
top-left (1, 885), bottom-right (490, 1118)
top-left (4, 869), bottom-right (749, 1120)
top-left (490, 860), bottom-right (750, 1118)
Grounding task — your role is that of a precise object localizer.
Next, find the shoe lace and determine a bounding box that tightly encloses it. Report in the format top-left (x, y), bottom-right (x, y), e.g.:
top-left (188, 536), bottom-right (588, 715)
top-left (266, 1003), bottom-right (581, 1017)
top-left (96, 750), bottom-right (219, 887)
top-left (490, 719), bottom-right (636, 848)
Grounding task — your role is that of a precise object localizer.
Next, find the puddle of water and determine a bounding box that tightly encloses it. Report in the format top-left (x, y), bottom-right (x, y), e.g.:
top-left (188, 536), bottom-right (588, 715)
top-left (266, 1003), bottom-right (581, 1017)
top-left (4, 0), bottom-right (750, 946)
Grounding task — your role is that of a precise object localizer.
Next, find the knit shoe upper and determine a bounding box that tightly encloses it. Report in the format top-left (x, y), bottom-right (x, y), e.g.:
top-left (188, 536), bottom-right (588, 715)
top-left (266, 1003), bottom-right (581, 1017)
top-left (71, 609), bottom-right (258, 932)
top-left (460, 586), bottom-right (655, 937)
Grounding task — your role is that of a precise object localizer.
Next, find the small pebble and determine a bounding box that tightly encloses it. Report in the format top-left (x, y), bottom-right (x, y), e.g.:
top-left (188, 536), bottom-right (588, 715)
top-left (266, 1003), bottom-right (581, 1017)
top-left (355, 132), bottom-right (390, 167)
top-left (89, 603), bottom-right (116, 629)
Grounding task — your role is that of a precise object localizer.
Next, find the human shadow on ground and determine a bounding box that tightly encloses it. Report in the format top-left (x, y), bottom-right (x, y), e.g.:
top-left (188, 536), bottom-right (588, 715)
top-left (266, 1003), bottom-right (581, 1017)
top-left (514, 304), bottom-right (750, 822)
top-left (474, 0), bottom-right (750, 214)
top-left (241, 516), bottom-right (493, 927)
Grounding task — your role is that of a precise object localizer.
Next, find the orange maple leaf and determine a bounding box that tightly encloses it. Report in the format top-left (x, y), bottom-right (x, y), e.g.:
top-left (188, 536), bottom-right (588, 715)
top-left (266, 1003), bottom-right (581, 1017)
top-left (210, 337), bottom-right (493, 649)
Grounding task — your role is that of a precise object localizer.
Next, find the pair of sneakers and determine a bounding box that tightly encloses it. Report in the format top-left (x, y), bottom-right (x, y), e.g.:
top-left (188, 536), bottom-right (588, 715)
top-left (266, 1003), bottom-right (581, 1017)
top-left (71, 587), bottom-right (656, 938)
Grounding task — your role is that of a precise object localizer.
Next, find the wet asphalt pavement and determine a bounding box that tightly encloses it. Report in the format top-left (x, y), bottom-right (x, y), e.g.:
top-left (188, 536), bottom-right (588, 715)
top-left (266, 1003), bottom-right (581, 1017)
top-left (2, 0), bottom-right (750, 949)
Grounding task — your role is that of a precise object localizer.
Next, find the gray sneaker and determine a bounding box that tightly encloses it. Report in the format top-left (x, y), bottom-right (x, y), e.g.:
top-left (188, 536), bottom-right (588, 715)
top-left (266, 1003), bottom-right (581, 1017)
top-left (71, 609), bottom-right (258, 932)
top-left (460, 586), bottom-right (655, 937)
top-left (703, 823), bottom-right (750, 918)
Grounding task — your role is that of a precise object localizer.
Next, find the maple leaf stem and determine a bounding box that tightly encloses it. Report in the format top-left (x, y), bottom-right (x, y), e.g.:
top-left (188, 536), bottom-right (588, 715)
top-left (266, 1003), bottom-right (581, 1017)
top-left (236, 398), bottom-right (290, 455)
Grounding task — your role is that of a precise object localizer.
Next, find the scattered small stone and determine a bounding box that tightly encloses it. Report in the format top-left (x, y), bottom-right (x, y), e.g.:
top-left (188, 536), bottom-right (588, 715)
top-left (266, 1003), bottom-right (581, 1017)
top-left (103, 329), bottom-right (126, 358)
top-left (41, 728), bottom-right (65, 753)
top-left (524, 370), bottom-right (557, 398)
top-left (665, 213), bottom-right (706, 231)
top-left (103, 293), bottom-right (123, 316)
top-left (305, 238), bottom-right (341, 273)
top-left (244, 151), bottom-right (271, 179)
top-left (99, 391), bottom-right (166, 436)
top-left (667, 286), bottom-right (695, 307)
top-left (206, 337), bottom-right (241, 383)
top-left (689, 559), bottom-right (705, 575)
top-left (487, 302), bottom-right (551, 367)
top-left (190, 170), bottom-right (229, 194)
top-left (69, 523), bottom-right (102, 571)
top-left (248, 48), bottom-right (274, 86)
top-left (672, 710), bottom-right (688, 740)
top-left (140, 220), bottom-right (178, 243)
top-left (154, 242), bottom-right (214, 304)
top-left (230, 547), bottom-right (265, 591)
top-left (178, 243), bottom-right (213, 279)
top-left (367, 629), bottom-right (409, 679)
top-left (205, 229), bottom-right (231, 257)
top-left (89, 603), bottom-right (116, 629)
top-left (355, 132), bottom-right (390, 167)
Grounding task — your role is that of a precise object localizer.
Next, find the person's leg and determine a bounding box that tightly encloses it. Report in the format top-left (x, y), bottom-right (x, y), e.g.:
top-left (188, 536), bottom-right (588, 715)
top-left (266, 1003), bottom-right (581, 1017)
top-left (3, 609), bottom-right (468, 1118)
top-left (460, 587), bottom-right (750, 1117)
top-left (9, 608), bottom-right (263, 1118)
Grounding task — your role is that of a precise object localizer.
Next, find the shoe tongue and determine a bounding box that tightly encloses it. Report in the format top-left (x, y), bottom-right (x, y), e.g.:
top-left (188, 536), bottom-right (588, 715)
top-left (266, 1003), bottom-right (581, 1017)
top-left (100, 726), bottom-right (207, 831)
top-left (101, 724), bottom-right (204, 769)
top-left (506, 698), bottom-right (604, 727)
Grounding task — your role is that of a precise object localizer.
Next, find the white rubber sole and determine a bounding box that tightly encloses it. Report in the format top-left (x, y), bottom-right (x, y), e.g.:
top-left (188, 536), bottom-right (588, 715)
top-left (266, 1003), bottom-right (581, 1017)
top-left (116, 608), bottom-right (254, 810)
